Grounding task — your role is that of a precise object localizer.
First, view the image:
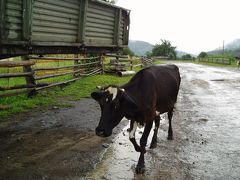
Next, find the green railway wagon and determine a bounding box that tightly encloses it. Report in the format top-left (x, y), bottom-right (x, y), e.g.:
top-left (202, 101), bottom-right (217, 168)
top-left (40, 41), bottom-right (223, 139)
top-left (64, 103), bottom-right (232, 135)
top-left (0, 0), bottom-right (130, 59)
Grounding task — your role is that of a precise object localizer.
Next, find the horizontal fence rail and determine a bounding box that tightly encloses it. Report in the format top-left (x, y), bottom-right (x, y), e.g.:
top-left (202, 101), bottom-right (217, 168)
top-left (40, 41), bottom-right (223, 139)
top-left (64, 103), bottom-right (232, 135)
top-left (103, 55), bottom-right (143, 76)
top-left (0, 55), bottom-right (103, 98)
top-left (199, 57), bottom-right (231, 65)
top-left (0, 54), bottom-right (146, 99)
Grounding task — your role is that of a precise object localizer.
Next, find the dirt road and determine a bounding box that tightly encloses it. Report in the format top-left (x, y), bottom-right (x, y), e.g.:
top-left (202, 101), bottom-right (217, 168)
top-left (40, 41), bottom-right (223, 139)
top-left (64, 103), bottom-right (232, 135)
top-left (0, 63), bottom-right (240, 179)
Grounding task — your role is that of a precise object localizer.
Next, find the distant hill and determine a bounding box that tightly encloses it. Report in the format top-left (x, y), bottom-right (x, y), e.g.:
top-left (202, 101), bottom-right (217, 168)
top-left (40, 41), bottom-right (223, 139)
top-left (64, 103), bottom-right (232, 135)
top-left (128, 40), bottom-right (153, 56)
top-left (128, 40), bottom-right (190, 57)
top-left (209, 39), bottom-right (240, 57)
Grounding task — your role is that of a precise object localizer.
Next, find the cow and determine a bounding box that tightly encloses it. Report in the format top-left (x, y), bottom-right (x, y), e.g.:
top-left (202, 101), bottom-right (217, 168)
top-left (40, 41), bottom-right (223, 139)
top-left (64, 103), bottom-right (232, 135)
top-left (91, 64), bottom-right (181, 174)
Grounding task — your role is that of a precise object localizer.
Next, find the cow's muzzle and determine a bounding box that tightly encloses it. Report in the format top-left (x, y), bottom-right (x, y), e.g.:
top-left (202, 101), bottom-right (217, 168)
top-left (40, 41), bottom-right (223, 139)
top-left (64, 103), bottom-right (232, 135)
top-left (95, 127), bottom-right (112, 137)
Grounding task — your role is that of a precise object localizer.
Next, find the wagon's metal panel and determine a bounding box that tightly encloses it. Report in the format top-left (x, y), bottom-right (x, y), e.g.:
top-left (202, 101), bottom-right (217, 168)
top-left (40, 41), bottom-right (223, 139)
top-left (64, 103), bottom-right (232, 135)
top-left (3, 0), bottom-right (23, 40)
top-left (0, 0), bottom-right (130, 58)
top-left (32, 0), bottom-right (79, 43)
top-left (85, 1), bottom-right (115, 46)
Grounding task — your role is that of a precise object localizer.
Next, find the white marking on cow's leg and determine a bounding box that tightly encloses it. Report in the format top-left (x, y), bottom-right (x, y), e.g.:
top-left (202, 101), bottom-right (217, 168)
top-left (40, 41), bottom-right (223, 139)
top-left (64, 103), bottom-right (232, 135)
top-left (105, 87), bottom-right (118, 100)
top-left (156, 111), bottom-right (160, 116)
top-left (129, 121), bottom-right (137, 138)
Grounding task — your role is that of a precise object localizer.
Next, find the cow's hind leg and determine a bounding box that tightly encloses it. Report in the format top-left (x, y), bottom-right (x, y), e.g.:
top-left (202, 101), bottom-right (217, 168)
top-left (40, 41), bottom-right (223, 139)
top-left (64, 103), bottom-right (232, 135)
top-left (167, 108), bottom-right (174, 140)
top-left (150, 115), bottom-right (160, 149)
top-left (136, 121), bottom-right (153, 174)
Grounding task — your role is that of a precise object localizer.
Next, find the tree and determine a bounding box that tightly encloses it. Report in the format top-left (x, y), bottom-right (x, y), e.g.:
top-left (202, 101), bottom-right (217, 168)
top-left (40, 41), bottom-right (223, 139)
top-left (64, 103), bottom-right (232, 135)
top-left (122, 47), bottom-right (134, 57)
top-left (182, 54), bottom-right (193, 60)
top-left (151, 40), bottom-right (177, 59)
top-left (145, 51), bottom-right (152, 58)
top-left (198, 52), bottom-right (208, 58)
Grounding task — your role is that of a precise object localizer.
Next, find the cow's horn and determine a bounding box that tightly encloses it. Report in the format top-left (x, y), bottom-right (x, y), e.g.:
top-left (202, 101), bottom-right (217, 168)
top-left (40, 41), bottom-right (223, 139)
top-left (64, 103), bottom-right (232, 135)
top-left (96, 86), bottom-right (102, 90)
top-left (120, 88), bottom-right (125, 92)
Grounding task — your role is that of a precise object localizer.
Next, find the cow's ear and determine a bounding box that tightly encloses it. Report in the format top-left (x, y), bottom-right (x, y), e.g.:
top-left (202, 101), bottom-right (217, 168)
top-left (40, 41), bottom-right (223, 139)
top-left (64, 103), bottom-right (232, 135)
top-left (91, 92), bottom-right (103, 102)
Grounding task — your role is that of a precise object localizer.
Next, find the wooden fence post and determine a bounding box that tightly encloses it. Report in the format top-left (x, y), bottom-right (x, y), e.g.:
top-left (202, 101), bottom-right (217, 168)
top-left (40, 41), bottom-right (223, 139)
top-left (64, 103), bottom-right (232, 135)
top-left (74, 54), bottom-right (79, 78)
top-left (22, 55), bottom-right (36, 97)
top-left (99, 55), bottom-right (104, 74)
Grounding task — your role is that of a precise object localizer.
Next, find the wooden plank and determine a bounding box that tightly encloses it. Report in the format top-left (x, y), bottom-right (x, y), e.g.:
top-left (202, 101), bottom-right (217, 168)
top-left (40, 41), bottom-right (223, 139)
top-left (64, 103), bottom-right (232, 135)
top-left (30, 56), bottom-right (99, 61)
top-left (88, 1), bottom-right (115, 14)
top-left (35, 69), bottom-right (79, 80)
top-left (0, 0), bottom-right (7, 40)
top-left (0, 72), bottom-right (33, 78)
top-left (33, 61), bottom-right (100, 71)
top-left (113, 9), bottom-right (121, 45)
top-left (33, 7), bottom-right (79, 20)
top-left (36, 0), bottom-right (79, 10)
top-left (0, 83), bottom-right (48, 91)
top-left (36, 67), bottom-right (102, 80)
top-left (34, 0), bottom-right (79, 15)
top-left (87, 6), bottom-right (115, 18)
top-left (22, 0), bottom-right (32, 41)
top-left (32, 26), bottom-right (77, 36)
top-left (78, 0), bottom-right (88, 43)
top-left (0, 60), bottom-right (35, 67)
top-left (0, 88), bottom-right (34, 98)
top-left (36, 77), bottom-right (81, 91)
top-left (31, 33), bottom-right (76, 42)
top-left (85, 31), bottom-right (113, 38)
top-left (105, 54), bottom-right (128, 58)
top-left (33, 20), bottom-right (78, 31)
top-left (109, 59), bottom-right (132, 63)
top-left (86, 16), bottom-right (114, 26)
top-left (22, 56), bottom-right (36, 87)
top-left (87, 12), bottom-right (115, 22)
top-left (86, 22), bottom-right (114, 31)
top-left (85, 26), bottom-right (114, 34)
top-left (33, 13), bottom-right (78, 25)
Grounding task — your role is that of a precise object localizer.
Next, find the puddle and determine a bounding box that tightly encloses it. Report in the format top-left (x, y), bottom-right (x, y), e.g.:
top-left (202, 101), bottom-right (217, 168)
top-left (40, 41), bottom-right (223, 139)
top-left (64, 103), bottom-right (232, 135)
top-left (86, 119), bottom-right (157, 180)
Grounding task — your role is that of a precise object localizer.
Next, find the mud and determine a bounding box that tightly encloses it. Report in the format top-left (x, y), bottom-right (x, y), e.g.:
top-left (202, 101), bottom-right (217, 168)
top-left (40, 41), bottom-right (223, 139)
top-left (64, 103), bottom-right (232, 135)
top-left (0, 63), bottom-right (240, 179)
top-left (0, 99), bottom-right (127, 179)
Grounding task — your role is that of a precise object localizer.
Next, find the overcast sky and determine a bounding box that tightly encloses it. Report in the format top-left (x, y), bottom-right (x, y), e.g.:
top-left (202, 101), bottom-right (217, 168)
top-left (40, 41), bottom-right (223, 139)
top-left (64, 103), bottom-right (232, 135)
top-left (116, 0), bottom-right (240, 54)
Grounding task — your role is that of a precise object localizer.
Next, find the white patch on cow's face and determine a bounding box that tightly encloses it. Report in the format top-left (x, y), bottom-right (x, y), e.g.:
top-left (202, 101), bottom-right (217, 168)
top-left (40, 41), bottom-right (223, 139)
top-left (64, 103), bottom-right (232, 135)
top-left (105, 87), bottom-right (118, 100)
top-left (129, 121), bottom-right (137, 138)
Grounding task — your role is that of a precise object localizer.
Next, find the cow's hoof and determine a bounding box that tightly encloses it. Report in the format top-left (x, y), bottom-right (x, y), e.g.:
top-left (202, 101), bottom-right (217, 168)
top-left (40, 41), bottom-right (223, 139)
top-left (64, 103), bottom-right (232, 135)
top-left (167, 136), bottom-right (173, 140)
top-left (136, 164), bottom-right (145, 174)
top-left (150, 142), bottom-right (157, 149)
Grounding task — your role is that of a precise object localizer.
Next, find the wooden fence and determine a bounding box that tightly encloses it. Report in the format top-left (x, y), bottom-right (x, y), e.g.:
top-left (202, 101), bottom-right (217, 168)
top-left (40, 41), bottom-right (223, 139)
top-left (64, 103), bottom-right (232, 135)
top-left (104, 54), bottom-right (143, 76)
top-left (199, 57), bottom-right (231, 65)
top-left (0, 55), bottom-right (102, 98)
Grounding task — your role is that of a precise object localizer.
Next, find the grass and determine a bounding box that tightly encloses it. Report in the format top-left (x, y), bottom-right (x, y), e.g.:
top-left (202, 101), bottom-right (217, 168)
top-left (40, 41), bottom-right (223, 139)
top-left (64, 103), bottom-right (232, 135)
top-left (0, 73), bottom-right (132, 118)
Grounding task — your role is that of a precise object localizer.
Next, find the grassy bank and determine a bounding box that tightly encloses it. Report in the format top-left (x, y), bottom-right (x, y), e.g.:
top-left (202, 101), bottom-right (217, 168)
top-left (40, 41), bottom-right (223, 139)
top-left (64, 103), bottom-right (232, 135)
top-left (0, 74), bottom-right (132, 118)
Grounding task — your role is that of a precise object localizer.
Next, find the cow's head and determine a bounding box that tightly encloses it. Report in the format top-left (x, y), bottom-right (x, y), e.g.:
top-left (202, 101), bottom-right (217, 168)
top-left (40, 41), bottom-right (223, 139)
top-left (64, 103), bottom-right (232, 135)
top-left (91, 85), bottom-right (138, 137)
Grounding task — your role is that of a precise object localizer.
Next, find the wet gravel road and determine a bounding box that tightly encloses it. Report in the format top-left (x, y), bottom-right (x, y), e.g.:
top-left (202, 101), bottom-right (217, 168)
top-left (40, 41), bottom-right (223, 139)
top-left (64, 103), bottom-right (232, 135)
top-left (0, 63), bottom-right (240, 180)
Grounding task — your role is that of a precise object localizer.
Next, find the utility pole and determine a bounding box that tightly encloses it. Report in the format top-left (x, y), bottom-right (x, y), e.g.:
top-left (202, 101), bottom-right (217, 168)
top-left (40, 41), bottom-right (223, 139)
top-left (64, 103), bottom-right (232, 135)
top-left (222, 40), bottom-right (225, 61)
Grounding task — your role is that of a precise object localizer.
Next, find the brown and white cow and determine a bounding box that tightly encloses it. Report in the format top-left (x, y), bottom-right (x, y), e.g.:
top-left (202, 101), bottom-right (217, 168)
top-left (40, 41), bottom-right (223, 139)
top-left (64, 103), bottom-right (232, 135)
top-left (91, 64), bottom-right (181, 173)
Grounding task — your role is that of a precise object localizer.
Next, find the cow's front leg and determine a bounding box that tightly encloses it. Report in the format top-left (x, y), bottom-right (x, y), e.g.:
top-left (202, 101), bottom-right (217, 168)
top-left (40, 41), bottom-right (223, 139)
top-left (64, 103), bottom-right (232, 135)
top-left (167, 108), bottom-right (174, 140)
top-left (129, 120), bottom-right (143, 152)
top-left (136, 121), bottom-right (153, 174)
top-left (150, 115), bottom-right (160, 148)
